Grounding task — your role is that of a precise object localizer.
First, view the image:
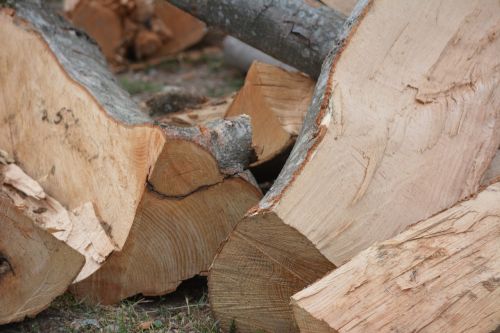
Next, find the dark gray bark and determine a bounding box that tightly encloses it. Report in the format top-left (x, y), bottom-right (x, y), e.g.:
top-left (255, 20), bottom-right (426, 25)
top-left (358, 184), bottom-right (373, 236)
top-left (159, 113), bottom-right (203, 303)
top-left (167, 0), bottom-right (347, 78)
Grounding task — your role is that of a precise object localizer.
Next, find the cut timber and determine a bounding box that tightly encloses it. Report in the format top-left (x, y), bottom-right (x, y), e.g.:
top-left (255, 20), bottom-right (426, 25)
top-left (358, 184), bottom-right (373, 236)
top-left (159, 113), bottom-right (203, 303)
top-left (65, 0), bottom-right (206, 67)
top-left (71, 176), bottom-right (260, 304)
top-left (292, 182), bottom-right (500, 333)
top-left (0, 1), bottom-right (260, 304)
top-left (321, 0), bottom-right (357, 16)
top-left (168, 0), bottom-right (346, 78)
top-left (0, 161), bottom-right (116, 282)
top-left (225, 62), bottom-right (315, 166)
top-left (0, 195), bottom-right (84, 324)
top-left (209, 0), bottom-right (500, 332)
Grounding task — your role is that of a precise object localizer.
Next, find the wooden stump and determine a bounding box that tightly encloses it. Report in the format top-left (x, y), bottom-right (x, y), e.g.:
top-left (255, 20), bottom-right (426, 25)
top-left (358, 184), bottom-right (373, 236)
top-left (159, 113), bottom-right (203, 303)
top-left (208, 0), bottom-right (500, 331)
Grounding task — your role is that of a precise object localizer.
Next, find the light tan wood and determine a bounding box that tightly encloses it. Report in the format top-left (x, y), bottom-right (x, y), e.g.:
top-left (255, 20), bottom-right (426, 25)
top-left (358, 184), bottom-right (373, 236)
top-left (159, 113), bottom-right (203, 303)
top-left (72, 176), bottom-right (260, 304)
top-left (225, 62), bottom-right (314, 165)
top-left (0, 195), bottom-right (84, 324)
top-left (155, 1), bottom-right (206, 56)
top-left (321, 0), bottom-right (357, 16)
top-left (0, 3), bottom-right (260, 304)
top-left (209, 0), bottom-right (500, 331)
top-left (0, 162), bottom-right (116, 282)
top-left (65, 0), bottom-right (206, 67)
top-left (292, 182), bottom-right (500, 333)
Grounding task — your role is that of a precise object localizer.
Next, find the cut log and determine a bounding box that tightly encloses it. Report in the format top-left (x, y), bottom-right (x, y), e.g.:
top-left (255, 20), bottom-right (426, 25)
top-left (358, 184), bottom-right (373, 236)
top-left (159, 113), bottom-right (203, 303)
top-left (292, 182), bottom-right (500, 333)
top-left (157, 62), bottom-right (315, 167)
top-left (209, 0), bottom-right (500, 332)
top-left (0, 1), bottom-right (260, 304)
top-left (225, 62), bottom-right (314, 166)
top-left (65, 0), bottom-right (206, 67)
top-left (167, 0), bottom-right (346, 78)
top-left (320, 0), bottom-right (357, 16)
top-left (0, 195), bottom-right (84, 324)
top-left (0, 161), bottom-right (116, 282)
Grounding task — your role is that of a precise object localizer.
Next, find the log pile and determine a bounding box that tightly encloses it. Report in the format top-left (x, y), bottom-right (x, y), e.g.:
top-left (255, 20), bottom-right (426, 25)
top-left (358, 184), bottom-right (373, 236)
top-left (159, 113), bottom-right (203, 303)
top-left (1, 0), bottom-right (499, 331)
top-left (64, 0), bottom-right (206, 68)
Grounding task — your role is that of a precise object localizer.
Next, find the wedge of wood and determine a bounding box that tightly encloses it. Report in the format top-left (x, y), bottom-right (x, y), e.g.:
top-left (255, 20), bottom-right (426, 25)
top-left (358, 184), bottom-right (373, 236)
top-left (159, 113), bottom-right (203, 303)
top-left (208, 0), bottom-right (500, 331)
top-left (0, 1), bottom-right (260, 305)
top-left (0, 187), bottom-right (84, 324)
top-left (0, 162), bottom-right (116, 282)
top-left (292, 182), bottom-right (500, 333)
top-left (226, 62), bottom-right (315, 166)
top-left (64, 0), bottom-right (206, 68)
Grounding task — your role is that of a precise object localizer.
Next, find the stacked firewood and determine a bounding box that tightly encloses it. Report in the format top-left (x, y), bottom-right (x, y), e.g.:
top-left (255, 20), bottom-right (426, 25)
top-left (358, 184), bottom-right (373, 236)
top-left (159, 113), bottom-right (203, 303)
top-left (64, 0), bottom-right (206, 68)
top-left (0, 0), bottom-right (499, 332)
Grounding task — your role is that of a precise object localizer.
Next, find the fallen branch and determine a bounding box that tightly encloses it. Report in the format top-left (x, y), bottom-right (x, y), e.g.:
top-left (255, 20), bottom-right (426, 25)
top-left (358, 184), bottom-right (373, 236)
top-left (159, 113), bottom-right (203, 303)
top-left (167, 0), bottom-right (346, 78)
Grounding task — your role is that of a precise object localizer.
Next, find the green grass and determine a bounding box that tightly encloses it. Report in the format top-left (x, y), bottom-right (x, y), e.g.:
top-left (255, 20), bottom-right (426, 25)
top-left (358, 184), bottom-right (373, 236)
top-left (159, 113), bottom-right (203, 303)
top-left (4, 292), bottom-right (218, 333)
top-left (118, 78), bottom-right (163, 95)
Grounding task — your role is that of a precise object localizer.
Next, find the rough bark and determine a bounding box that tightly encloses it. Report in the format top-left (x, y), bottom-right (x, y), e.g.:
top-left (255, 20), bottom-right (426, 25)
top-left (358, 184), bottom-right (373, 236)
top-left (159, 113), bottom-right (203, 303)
top-left (167, 0), bottom-right (346, 78)
top-left (292, 182), bottom-right (500, 333)
top-left (0, 0), bottom-right (261, 304)
top-left (208, 0), bottom-right (500, 332)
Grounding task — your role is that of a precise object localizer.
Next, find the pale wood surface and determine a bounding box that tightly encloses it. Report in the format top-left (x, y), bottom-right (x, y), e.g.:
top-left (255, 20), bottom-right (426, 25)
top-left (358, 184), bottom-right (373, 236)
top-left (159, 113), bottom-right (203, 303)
top-left (321, 0), bottom-right (357, 16)
top-left (0, 163), bottom-right (116, 282)
top-left (225, 62), bottom-right (314, 166)
top-left (0, 196), bottom-right (84, 324)
top-left (292, 182), bottom-right (500, 333)
top-left (209, 0), bottom-right (500, 331)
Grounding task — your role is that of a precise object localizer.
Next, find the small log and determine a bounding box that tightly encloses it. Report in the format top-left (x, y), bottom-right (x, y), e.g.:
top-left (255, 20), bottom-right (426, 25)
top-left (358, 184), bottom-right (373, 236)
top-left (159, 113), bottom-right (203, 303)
top-left (0, 189), bottom-right (84, 324)
top-left (292, 182), bottom-right (500, 333)
top-left (225, 62), bottom-right (314, 166)
top-left (167, 0), bottom-right (346, 78)
top-left (0, 1), bottom-right (260, 304)
top-left (208, 0), bottom-right (500, 331)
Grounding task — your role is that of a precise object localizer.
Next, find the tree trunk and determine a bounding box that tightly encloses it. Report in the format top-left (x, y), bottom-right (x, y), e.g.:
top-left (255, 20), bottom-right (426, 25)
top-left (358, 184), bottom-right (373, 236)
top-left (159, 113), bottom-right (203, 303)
top-left (208, 0), bottom-right (500, 331)
top-left (292, 182), bottom-right (500, 333)
top-left (0, 0), bottom-right (261, 305)
top-left (0, 193), bottom-right (84, 324)
top-left (167, 0), bottom-right (346, 78)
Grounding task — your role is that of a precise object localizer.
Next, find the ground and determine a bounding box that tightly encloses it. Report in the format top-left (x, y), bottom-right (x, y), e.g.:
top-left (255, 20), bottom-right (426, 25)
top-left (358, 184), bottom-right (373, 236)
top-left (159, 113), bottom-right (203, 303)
top-left (3, 5), bottom-right (247, 329)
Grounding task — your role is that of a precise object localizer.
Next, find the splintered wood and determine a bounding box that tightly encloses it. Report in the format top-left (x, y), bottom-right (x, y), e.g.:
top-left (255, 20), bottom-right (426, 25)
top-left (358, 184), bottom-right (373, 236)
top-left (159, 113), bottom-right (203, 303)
top-left (0, 159), bottom-right (85, 324)
top-left (209, 0), bottom-right (500, 331)
top-left (0, 1), bottom-right (260, 309)
top-left (65, 0), bottom-right (206, 68)
top-left (0, 161), bottom-right (116, 282)
top-left (292, 182), bottom-right (500, 333)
